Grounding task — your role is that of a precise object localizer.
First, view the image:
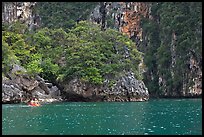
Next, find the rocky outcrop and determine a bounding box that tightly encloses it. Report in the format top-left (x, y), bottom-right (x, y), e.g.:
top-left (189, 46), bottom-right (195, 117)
top-left (2, 64), bottom-right (62, 104)
top-left (62, 72), bottom-right (149, 102)
top-left (2, 77), bottom-right (24, 103)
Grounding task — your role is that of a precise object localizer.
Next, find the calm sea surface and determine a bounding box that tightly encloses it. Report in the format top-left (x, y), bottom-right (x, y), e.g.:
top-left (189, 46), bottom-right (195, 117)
top-left (2, 99), bottom-right (202, 135)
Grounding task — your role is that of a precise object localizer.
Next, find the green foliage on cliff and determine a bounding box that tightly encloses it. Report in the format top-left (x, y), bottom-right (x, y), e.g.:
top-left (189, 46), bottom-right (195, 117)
top-left (62, 21), bottom-right (142, 84)
top-left (2, 38), bottom-right (19, 73)
top-left (35, 2), bottom-right (98, 30)
top-left (2, 20), bottom-right (142, 85)
top-left (141, 2), bottom-right (202, 96)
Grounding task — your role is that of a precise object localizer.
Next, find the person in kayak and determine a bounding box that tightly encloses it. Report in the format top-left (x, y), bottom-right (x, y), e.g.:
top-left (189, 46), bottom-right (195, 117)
top-left (34, 98), bottom-right (40, 105)
top-left (28, 97), bottom-right (40, 106)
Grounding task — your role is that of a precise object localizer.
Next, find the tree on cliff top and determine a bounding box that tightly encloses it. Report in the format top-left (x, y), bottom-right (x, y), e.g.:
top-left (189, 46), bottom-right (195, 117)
top-left (60, 21), bottom-right (143, 84)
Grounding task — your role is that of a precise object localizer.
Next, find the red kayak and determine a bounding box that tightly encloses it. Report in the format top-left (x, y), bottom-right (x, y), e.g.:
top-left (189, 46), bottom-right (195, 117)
top-left (27, 102), bottom-right (41, 107)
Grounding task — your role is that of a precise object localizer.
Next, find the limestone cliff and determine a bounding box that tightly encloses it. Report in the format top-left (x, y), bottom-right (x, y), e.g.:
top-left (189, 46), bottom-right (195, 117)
top-left (3, 2), bottom-right (201, 100)
top-left (2, 2), bottom-right (40, 30)
top-left (90, 2), bottom-right (202, 98)
top-left (90, 2), bottom-right (149, 45)
top-left (2, 2), bottom-right (149, 102)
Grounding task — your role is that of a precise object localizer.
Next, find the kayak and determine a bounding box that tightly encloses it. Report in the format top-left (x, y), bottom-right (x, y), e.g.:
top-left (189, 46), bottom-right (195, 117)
top-left (27, 102), bottom-right (41, 107)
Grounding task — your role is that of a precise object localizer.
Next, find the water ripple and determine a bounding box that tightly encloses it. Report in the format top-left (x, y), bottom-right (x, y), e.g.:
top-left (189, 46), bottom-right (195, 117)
top-left (2, 99), bottom-right (202, 135)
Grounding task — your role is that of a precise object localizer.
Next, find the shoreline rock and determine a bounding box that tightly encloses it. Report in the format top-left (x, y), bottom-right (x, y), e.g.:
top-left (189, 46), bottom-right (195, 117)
top-left (62, 72), bottom-right (149, 102)
top-left (2, 65), bottom-right (62, 104)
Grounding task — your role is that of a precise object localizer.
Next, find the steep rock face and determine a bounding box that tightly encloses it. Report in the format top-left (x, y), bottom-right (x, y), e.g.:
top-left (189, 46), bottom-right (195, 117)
top-left (2, 2), bottom-right (40, 30)
top-left (90, 2), bottom-right (149, 45)
top-left (150, 3), bottom-right (202, 98)
top-left (186, 55), bottom-right (202, 96)
top-left (158, 31), bottom-right (202, 97)
top-left (62, 72), bottom-right (149, 102)
top-left (119, 2), bottom-right (149, 39)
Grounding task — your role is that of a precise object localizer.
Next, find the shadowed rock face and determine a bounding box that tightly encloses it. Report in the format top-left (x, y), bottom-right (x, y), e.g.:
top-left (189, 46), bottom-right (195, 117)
top-left (62, 72), bottom-right (149, 102)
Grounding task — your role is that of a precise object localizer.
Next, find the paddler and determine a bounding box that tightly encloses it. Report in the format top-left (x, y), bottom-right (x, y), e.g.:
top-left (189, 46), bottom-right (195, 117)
top-left (28, 97), bottom-right (40, 106)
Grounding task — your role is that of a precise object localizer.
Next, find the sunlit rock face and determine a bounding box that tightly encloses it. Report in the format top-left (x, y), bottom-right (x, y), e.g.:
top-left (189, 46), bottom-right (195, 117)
top-left (186, 56), bottom-right (202, 96)
top-left (90, 2), bottom-right (149, 43)
top-left (2, 65), bottom-right (62, 104)
top-left (62, 72), bottom-right (149, 102)
top-left (2, 2), bottom-right (40, 30)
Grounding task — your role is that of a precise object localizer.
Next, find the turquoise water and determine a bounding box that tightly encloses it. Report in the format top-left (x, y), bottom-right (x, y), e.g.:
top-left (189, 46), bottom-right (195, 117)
top-left (2, 99), bottom-right (202, 135)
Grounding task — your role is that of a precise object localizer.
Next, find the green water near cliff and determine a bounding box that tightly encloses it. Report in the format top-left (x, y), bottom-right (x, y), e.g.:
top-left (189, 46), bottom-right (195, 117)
top-left (2, 99), bottom-right (202, 135)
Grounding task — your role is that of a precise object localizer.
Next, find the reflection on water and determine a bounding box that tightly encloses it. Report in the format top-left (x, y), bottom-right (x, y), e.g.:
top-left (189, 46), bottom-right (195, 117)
top-left (2, 99), bottom-right (202, 135)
